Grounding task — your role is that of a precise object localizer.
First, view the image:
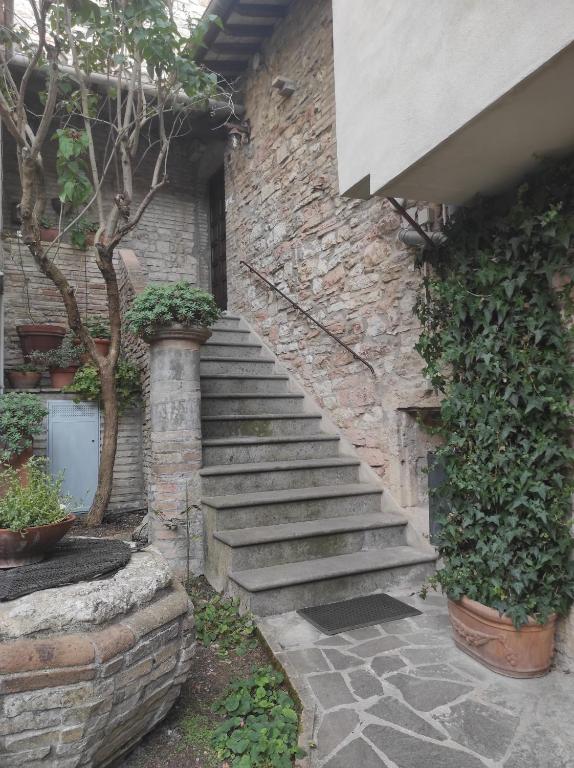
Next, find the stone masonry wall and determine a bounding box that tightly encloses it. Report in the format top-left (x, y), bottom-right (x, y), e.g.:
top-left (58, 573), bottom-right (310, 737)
top-left (224, 0), bottom-right (438, 518)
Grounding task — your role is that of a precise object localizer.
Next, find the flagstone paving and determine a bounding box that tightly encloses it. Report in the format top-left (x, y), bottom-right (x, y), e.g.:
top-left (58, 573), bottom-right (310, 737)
top-left (258, 591), bottom-right (574, 768)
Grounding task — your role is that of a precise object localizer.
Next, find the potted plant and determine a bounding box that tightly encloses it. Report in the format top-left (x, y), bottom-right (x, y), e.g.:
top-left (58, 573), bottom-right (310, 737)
top-left (6, 362), bottom-right (45, 390)
top-left (65, 358), bottom-right (141, 412)
top-left (70, 217), bottom-right (98, 250)
top-left (39, 216), bottom-right (60, 242)
top-left (417, 159), bottom-right (574, 678)
top-left (0, 392), bottom-right (47, 489)
top-left (125, 281), bottom-right (221, 344)
top-left (31, 332), bottom-right (82, 388)
top-left (0, 458), bottom-right (75, 567)
top-left (17, 323), bottom-right (66, 357)
top-left (85, 316), bottom-right (111, 358)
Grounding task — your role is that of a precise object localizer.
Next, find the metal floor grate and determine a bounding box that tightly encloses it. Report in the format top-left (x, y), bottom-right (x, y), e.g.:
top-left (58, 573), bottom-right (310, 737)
top-left (298, 593), bottom-right (421, 635)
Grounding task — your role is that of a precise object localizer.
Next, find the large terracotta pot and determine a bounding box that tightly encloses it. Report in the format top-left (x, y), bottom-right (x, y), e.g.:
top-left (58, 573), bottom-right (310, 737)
top-left (0, 514), bottom-right (76, 568)
top-left (0, 447), bottom-right (33, 498)
top-left (50, 367), bottom-right (78, 388)
top-left (93, 338), bottom-right (111, 358)
top-left (448, 596), bottom-right (556, 678)
top-left (17, 324), bottom-right (66, 357)
top-left (6, 371), bottom-right (42, 389)
top-left (39, 226), bottom-right (60, 242)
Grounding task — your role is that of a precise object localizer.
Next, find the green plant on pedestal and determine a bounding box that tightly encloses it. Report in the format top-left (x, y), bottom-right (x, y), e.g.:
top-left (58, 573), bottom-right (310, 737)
top-left (416, 157), bottom-right (574, 628)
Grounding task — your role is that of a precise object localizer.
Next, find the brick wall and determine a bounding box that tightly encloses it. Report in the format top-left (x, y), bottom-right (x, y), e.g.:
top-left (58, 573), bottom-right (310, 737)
top-left (224, 0), bottom-right (438, 516)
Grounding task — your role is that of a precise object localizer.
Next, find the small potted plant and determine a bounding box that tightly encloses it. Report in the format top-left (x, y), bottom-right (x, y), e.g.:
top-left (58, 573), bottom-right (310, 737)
top-left (85, 316), bottom-right (111, 358)
top-left (6, 362), bottom-right (45, 390)
top-left (17, 323), bottom-right (66, 357)
top-left (0, 392), bottom-right (47, 484)
top-left (39, 216), bottom-right (60, 242)
top-left (0, 458), bottom-right (75, 567)
top-left (31, 332), bottom-right (82, 388)
top-left (70, 218), bottom-right (98, 250)
top-left (125, 281), bottom-right (221, 344)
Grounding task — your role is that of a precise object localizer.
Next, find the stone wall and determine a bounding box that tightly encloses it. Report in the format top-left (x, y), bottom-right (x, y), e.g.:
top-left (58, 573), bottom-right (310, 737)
top-left (224, 0), bottom-right (438, 519)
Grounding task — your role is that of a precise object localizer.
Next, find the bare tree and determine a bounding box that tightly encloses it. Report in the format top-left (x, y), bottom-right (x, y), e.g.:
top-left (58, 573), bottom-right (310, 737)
top-left (0, 0), bottom-right (229, 523)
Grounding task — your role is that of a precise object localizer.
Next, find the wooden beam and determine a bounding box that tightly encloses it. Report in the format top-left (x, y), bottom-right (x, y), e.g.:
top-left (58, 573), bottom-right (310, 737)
top-left (234, 3), bottom-right (289, 18)
top-left (211, 42), bottom-right (260, 54)
top-left (223, 23), bottom-right (275, 37)
top-left (204, 59), bottom-right (249, 73)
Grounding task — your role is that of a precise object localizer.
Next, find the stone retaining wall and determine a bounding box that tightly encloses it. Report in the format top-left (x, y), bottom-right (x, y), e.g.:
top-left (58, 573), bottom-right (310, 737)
top-left (0, 553), bottom-right (194, 767)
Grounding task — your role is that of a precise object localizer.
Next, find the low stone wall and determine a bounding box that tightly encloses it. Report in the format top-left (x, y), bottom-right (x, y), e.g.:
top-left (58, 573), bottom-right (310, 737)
top-left (0, 549), bottom-right (194, 767)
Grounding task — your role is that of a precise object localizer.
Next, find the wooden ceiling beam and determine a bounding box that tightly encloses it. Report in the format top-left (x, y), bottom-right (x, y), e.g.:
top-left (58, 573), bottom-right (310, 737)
top-left (211, 42), bottom-right (260, 54)
top-left (204, 59), bottom-right (249, 73)
top-left (223, 23), bottom-right (275, 37)
top-left (234, 3), bottom-right (289, 18)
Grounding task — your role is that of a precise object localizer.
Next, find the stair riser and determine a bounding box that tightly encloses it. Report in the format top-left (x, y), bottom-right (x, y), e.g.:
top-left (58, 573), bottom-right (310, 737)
top-left (202, 397), bottom-right (305, 417)
top-left (219, 526), bottom-right (408, 573)
top-left (203, 439), bottom-right (340, 465)
top-left (201, 377), bottom-right (289, 395)
top-left (206, 492), bottom-right (383, 530)
top-left (209, 329), bottom-right (252, 344)
top-left (229, 561), bottom-right (436, 616)
top-left (202, 464), bottom-right (360, 495)
top-left (213, 316), bottom-right (243, 329)
top-left (201, 344), bottom-right (263, 360)
top-left (202, 416), bottom-right (322, 439)
top-left (201, 359), bottom-right (276, 376)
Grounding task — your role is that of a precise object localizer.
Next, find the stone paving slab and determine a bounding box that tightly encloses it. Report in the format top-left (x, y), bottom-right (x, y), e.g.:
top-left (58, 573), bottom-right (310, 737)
top-left (259, 590), bottom-right (574, 768)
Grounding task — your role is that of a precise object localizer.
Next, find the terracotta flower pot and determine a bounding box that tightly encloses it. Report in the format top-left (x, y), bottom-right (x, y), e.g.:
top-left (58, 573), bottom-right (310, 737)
top-left (17, 324), bottom-right (66, 357)
top-left (39, 227), bottom-right (60, 242)
top-left (6, 371), bottom-right (42, 389)
top-left (0, 514), bottom-right (76, 568)
top-left (50, 367), bottom-right (78, 388)
top-left (0, 447), bottom-right (33, 498)
top-left (93, 338), bottom-right (111, 358)
top-left (448, 596), bottom-right (556, 678)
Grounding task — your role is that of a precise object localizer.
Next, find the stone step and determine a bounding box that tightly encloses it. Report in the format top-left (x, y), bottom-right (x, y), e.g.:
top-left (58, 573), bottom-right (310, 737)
top-left (209, 513), bottom-right (408, 578)
top-left (200, 357), bottom-right (277, 376)
top-left (201, 341), bottom-right (264, 359)
top-left (209, 327), bottom-right (253, 344)
top-left (201, 393), bottom-right (306, 417)
top-left (228, 547), bottom-right (438, 616)
top-left (202, 434), bottom-right (341, 465)
top-left (200, 457), bottom-right (361, 495)
top-left (202, 483), bottom-right (383, 530)
top-left (201, 374), bottom-right (290, 395)
top-left (213, 313), bottom-right (243, 329)
top-left (202, 413), bottom-right (322, 438)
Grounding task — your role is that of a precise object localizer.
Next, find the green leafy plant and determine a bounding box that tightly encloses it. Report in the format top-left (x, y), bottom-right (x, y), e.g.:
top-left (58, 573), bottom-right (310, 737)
top-left (125, 281), bottom-right (221, 338)
top-left (0, 457), bottom-right (71, 531)
top-left (416, 157), bottom-right (574, 628)
top-left (30, 332), bottom-right (82, 370)
top-left (0, 393), bottom-right (47, 462)
top-left (53, 127), bottom-right (93, 208)
top-left (84, 316), bottom-right (111, 340)
top-left (11, 362), bottom-right (45, 373)
top-left (212, 666), bottom-right (303, 768)
top-left (194, 594), bottom-right (257, 657)
top-left (65, 359), bottom-right (141, 413)
top-left (70, 217), bottom-right (98, 250)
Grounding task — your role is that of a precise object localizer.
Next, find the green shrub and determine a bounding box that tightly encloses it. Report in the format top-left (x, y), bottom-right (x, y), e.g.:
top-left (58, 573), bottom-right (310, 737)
top-left (125, 281), bottom-right (221, 338)
top-left (416, 157), bottom-right (574, 628)
top-left (84, 316), bottom-right (111, 339)
top-left (212, 666), bottom-right (303, 768)
top-left (0, 457), bottom-right (71, 530)
top-left (194, 594), bottom-right (257, 657)
top-left (0, 393), bottom-right (47, 462)
top-left (65, 359), bottom-right (141, 413)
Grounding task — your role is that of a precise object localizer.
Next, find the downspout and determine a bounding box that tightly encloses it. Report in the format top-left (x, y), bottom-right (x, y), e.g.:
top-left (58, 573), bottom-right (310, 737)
top-left (0, 120), bottom-right (4, 395)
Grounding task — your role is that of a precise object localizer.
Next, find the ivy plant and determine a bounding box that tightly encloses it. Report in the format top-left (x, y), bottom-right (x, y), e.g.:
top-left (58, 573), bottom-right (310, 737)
top-left (416, 157), bottom-right (574, 628)
top-left (65, 359), bottom-right (142, 413)
top-left (125, 281), bottom-right (221, 338)
top-left (212, 666), bottom-right (304, 768)
top-left (0, 393), bottom-right (48, 463)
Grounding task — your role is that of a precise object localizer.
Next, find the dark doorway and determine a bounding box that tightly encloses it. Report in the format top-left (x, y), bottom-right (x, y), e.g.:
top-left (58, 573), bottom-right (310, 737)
top-left (209, 166), bottom-right (227, 309)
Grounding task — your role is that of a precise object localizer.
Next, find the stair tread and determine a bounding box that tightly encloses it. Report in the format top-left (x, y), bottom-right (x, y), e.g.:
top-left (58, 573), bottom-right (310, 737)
top-left (214, 512), bottom-right (406, 547)
top-left (202, 482), bottom-right (382, 509)
top-left (202, 393), bottom-right (304, 400)
top-left (203, 434), bottom-right (339, 446)
top-left (201, 374), bottom-right (289, 380)
top-left (204, 341), bottom-right (261, 348)
top-left (202, 413), bottom-right (320, 421)
top-left (230, 547), bottom-right (438, 592)
top-left (201, 356), bottom-right (274, 363)
top-left (200, 456), bottom-right (360, 477)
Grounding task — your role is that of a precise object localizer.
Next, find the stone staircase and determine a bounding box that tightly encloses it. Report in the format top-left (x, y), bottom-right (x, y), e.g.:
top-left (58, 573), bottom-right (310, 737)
top-left (200, 313), bottom-right (436, 616)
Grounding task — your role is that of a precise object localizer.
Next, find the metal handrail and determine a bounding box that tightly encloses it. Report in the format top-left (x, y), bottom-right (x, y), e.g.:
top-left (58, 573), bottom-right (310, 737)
top-left (240, 260), bottom-right (376, 375)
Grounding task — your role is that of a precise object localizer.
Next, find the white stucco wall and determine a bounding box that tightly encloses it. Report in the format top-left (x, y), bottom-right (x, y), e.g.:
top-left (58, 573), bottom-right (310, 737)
top-left (333, 0), bottom-right (574, 203)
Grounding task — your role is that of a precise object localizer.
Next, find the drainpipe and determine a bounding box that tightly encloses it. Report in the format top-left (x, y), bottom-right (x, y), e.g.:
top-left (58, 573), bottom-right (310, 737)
top-left (397, 228), bottom-right (446, 248)
top-left (0, 271), bottom-right (4, 396)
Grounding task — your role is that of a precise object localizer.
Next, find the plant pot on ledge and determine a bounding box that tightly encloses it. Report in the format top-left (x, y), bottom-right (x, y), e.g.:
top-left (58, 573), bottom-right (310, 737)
top-left (448, 597), bottom-right (557, 678)
top-left (7, 370), bottom-right (42, 390)
top-left (17, 324), bottom-right (66, 357)
top-left (50, 366), bottom-right (79, 389)
top-left (93, 338), bottom-right (111, 358)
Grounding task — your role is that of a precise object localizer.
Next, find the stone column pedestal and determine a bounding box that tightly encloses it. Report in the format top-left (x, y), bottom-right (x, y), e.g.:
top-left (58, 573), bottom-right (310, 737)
top-left (146, 324), bottom-right (211, 579)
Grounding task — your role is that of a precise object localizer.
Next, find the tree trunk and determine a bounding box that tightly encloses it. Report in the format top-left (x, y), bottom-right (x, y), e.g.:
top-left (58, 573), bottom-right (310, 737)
top-left (86, 363), bottom-right (119, 525)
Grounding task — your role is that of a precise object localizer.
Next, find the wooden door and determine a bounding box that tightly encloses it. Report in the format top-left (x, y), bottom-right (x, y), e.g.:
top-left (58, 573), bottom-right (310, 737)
top-left (209, 167), bottom-right (227, 309)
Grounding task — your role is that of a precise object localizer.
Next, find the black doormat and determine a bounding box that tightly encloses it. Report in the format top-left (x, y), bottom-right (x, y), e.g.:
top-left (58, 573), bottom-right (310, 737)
top-left (0, 538), bottom-right (132, 601)
top-left (298, 593), bottom-right (422, 635)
